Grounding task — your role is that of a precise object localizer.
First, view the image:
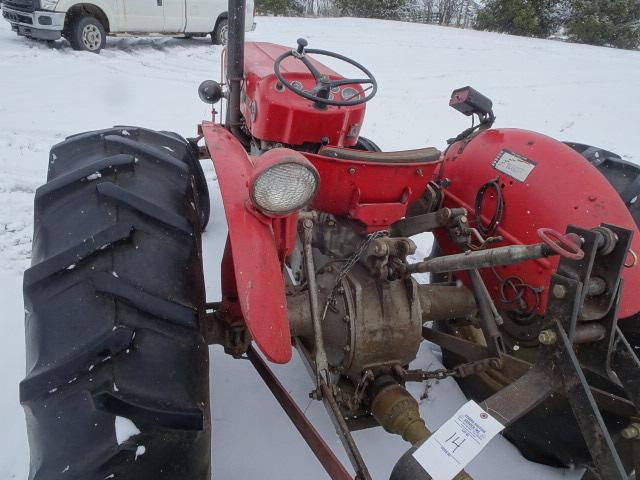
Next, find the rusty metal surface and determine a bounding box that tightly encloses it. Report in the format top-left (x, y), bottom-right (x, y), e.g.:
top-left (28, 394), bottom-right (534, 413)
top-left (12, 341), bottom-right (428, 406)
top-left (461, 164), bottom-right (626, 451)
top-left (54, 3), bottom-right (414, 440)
top-left (407, 242), bottom-right (552, 275)
top-left (291, 262), bottom-right (423, 382)
top-left (423, 327), bottom-right (637, 417)
top-left (288, 219), bottom-right (424, 386)
top-left (480, 365), bottom-right (558, 426)
top-left (468, 268), bottom-right (504, 357)
top-left (551, 318), bottom-right (628, 479)
top-left (390, 207), bottom-right (466, 237)
top-left (246, 346), bottom-right (354, 480)
top-left (302, 218), bottom-right (330, 387)
top-left (417, 284), bottom-right (477, 321)
top-left (320, 382), bottom-right (372, 480)
top-left (370, 377), bottom-right (429, 445)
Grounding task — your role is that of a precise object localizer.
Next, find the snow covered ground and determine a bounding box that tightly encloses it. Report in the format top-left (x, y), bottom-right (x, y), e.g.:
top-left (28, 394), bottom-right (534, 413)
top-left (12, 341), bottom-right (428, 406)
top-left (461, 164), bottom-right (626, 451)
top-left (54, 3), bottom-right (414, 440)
top-left (1, 14), bottom-right (639, 480)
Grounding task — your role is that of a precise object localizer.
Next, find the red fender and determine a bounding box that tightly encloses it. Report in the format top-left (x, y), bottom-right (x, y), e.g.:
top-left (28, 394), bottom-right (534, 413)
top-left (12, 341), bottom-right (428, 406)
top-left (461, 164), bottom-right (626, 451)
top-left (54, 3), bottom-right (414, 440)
top-left (435, 128), bottom-right (640, 319)
top-left (201, 121), bottom-right (296, 363)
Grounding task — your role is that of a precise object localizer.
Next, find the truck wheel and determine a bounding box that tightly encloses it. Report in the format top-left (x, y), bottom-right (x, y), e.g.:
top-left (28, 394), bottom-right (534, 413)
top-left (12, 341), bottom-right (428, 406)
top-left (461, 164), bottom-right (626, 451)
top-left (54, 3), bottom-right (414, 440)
top-left (21, 127), bottom-right (211, 479)
top-left (211, 18), bottom-right (228, 45)
top-left (68, 15), bottom-right (106, 53)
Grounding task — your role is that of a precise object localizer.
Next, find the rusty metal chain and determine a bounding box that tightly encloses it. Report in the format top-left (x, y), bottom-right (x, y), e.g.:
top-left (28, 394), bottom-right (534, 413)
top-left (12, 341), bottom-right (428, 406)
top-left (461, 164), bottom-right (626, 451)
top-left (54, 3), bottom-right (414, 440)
top-left (404, 357), bottom-right (502, 382)
top-left (320, 230), bottom-right (389, 322)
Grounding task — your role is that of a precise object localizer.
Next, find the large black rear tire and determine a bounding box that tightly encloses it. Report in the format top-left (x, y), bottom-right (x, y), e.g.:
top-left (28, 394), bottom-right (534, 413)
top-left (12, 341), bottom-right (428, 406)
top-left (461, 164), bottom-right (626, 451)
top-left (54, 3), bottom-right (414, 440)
top-left (21, 127), bottom-right (211, 480)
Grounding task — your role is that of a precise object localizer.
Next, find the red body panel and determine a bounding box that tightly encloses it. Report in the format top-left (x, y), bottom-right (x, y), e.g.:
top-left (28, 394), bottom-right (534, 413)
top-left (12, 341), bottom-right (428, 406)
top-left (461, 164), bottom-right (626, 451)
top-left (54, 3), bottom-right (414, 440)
top-left (435, 128), bottom-right (640, 319)
top-left (201, 121), bottom-right (300, 363)
top-left (242, 43), bottom-right (366, 147)
top-left (304, 150), bottom-right (441, 231)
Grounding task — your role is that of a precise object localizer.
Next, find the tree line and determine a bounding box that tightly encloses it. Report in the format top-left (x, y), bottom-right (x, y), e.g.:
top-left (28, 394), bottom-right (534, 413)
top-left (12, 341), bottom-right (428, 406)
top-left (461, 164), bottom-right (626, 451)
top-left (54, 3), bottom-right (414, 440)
top-left (256, 0), bottom-right (640, 50)
top-left (256, 0), bottom-right (479, 28)
top-left (476, 0), bottom-right (640, 50)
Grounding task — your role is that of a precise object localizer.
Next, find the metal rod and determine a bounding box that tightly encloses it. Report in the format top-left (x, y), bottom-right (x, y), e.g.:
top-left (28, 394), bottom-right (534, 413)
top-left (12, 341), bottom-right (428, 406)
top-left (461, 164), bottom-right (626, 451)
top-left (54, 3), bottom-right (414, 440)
top-left (408, 243), bottom-right (551, 274)
top-left (469, 269), bottom-right (503, 356)
top-left (476, 269), bottom-right (503, 325)
top-left (611, 325), bottom-right (640, 409)
top-left (226, 0), bottom-right (245, 139)
top-left (246, 346), bottom-right (353, 480)
top-left (320, 382), bottom-right (372, 480)
top-left (294, 339), bottom-right (371, 480)
top-left (552, 319), bottom-right (628, 479)
top-left (302, 218), bottom-right (330, 384)
top-left (573, 323), bottom-right (606, 344)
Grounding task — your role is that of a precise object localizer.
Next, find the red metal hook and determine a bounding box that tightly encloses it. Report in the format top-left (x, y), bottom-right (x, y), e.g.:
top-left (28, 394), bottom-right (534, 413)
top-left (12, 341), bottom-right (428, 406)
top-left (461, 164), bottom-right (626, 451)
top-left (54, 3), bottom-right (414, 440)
top-left (537, 228), bottom-right (585, 260)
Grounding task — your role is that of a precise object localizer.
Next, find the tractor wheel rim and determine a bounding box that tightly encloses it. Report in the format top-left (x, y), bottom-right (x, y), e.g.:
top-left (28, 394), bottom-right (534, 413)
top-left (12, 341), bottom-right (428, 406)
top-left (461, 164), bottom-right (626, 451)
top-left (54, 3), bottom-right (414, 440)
top-left (220, 24), bottom-right (228, 45)
top-left (82, 24), bottom-right (101, 50)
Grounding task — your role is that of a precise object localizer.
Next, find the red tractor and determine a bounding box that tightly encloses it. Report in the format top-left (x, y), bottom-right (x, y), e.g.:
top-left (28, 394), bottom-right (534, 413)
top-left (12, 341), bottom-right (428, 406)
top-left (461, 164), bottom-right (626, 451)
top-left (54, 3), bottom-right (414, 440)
top-left (21, 1), bottom-right (640, 479)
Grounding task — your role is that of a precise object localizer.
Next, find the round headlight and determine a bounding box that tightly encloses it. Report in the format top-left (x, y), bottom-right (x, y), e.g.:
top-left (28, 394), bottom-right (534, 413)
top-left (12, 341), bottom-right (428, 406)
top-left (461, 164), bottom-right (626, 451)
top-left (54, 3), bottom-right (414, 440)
top-left (251, 162), bottom-right (319, 215)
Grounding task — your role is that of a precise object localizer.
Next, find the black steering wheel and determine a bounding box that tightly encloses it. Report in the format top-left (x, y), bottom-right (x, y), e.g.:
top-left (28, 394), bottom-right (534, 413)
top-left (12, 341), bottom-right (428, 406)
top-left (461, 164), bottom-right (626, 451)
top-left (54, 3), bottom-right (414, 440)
top-left (274, 38), bottom-right (377, 108)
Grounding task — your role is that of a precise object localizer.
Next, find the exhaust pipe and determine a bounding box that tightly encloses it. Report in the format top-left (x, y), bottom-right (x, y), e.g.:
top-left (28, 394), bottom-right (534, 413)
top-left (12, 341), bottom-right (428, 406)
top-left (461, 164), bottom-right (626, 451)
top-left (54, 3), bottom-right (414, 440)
top-left (227, 0), bottom-right (245, 139)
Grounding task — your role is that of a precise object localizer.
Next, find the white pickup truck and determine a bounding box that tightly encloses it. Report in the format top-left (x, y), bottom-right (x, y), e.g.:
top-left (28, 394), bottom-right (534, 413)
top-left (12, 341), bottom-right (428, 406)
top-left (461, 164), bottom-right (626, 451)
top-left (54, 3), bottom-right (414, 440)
top-left (2, 0), bottom-right (255, 52)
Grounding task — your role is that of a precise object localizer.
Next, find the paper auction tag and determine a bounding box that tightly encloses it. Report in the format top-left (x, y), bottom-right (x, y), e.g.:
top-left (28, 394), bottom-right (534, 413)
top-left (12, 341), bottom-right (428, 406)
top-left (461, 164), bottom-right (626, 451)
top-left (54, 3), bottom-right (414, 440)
top-left (412, 400), bottom-right (504, 480)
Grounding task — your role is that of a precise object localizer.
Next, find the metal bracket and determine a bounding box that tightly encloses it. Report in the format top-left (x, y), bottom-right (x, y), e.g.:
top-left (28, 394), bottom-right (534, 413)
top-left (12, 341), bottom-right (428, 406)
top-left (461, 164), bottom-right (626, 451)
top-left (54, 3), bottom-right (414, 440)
top-left (424, 224), bottom-right (638, 479)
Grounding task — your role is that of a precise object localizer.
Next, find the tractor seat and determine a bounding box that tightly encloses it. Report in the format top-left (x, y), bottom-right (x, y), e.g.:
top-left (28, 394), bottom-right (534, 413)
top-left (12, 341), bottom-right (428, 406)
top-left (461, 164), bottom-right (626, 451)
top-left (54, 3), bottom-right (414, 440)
top-left (319, 146), bottom-right (441, 164)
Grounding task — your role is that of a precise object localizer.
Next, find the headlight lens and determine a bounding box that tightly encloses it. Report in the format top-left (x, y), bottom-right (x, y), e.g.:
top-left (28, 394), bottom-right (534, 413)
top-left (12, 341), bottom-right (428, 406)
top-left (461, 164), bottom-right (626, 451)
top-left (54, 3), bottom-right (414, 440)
top-left (251, 162), bottom-right (319, 215)
top-left (39, 0), bottom-right (58, 10)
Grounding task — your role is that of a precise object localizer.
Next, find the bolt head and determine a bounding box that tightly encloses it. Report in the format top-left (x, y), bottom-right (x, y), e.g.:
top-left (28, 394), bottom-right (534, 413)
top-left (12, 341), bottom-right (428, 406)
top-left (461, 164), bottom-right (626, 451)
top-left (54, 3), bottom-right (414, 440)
top-left (622, 424), bottom-right (640, 440)
top-left (552, 284), bottom-right (567, 299)
top-left (538, 329), bottom-right (557, 345)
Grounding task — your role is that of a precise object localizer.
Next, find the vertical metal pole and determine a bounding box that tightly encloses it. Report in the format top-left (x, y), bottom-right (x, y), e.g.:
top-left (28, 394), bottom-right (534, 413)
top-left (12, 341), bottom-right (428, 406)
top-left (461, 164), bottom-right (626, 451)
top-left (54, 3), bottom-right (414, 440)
top-left (301, 218), bottom-right (330, 385)
top-left (227, 0), bottom-right (245, 139)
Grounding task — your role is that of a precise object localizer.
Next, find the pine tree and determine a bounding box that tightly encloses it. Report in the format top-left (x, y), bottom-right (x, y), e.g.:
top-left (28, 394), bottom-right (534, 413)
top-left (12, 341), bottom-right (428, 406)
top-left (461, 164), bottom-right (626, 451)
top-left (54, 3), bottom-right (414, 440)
top-left (567, 0), bottom-right (640, 49)
top-left (475, 0), bottom-right (564, 37)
